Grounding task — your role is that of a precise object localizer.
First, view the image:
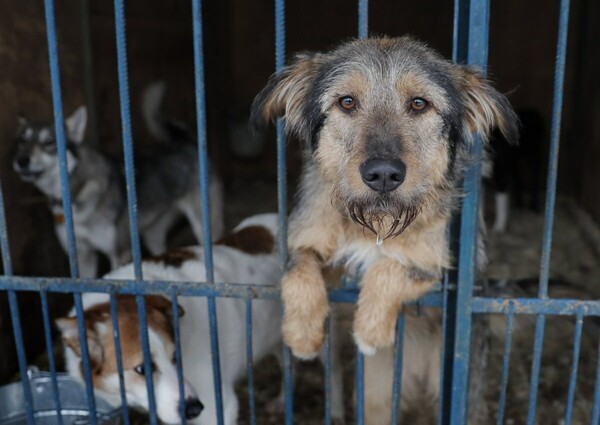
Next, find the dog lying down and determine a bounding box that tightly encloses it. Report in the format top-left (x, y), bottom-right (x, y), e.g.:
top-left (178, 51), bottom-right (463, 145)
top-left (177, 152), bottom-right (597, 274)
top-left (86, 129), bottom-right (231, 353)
top-left (55, 213), bottom-right (345, 424)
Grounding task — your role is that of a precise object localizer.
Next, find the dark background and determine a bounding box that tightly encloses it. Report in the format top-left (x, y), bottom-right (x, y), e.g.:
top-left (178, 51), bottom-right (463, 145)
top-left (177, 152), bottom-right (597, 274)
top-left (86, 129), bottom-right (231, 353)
top-left (0, 0), bottom-right (598, 382)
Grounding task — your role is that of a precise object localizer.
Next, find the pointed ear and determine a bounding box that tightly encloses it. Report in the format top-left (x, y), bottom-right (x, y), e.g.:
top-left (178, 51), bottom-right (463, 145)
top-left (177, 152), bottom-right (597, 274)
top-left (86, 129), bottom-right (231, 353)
top-left (455, 66), bottom-right (519, 144)
top-left (250, 52), bottom-right (326, 144)
top-left (145, 296), bottom-right (185, 320)
top-left (65, 106), bottom-right (88, 144)
top-left (55, 316), bottom-right (104, 371)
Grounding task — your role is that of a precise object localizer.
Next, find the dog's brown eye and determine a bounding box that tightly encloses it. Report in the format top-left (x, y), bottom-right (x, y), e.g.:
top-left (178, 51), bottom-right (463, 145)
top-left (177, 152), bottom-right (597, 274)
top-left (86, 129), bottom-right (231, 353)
top-left (410, 98), bottom-right (428, 112)
top-left (338, 96), bottom-right (356, 111)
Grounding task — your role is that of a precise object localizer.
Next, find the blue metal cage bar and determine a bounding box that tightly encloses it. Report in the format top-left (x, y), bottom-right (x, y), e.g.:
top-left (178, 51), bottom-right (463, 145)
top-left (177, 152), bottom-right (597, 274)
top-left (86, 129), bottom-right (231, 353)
top-left (0, 0), bottom-right (587, 423)
top-left (449, 0), bottom-right (490, 422)
top-left (108, 294), bottom-right (132, 425)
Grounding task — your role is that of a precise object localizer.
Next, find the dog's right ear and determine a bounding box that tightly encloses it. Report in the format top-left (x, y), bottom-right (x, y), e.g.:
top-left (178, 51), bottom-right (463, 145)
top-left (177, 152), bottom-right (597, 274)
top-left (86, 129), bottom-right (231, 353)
top-left (55, 316), bottom-right (104, 372)
top-left (250, 52), bottom-right (325, 144)
top-left (65, 106), bottom-right (88, 144)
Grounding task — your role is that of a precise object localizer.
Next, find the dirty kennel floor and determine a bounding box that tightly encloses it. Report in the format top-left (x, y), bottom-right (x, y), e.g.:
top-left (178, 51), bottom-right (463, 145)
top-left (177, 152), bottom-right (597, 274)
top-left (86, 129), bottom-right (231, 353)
top-left (226, 184), bottom-right (600, 424)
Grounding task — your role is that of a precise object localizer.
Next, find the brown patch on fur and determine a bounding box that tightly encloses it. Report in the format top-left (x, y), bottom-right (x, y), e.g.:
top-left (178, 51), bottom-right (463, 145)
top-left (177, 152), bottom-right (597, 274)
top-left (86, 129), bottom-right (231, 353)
top-left (55, 295), bottom-right (180, 386)
top-left (145, 248), bottom-right (197, 267)
top-left (216, 225), bottom-right (274, 255)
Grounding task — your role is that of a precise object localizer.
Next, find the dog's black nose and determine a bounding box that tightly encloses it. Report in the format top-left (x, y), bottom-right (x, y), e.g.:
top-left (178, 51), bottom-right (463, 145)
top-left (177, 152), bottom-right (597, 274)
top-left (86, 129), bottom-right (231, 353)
top-left (184, 397), bottom-right (204, 419)
top-left (16, 155), bottom-right (30, 169)
top-left (360, 158), bottom-right (406, 193)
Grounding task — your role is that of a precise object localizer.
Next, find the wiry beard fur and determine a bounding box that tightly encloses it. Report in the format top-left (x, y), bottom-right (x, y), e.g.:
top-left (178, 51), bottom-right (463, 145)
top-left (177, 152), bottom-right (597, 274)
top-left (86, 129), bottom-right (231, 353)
top-left (343, 194), bottom-right (423, 240)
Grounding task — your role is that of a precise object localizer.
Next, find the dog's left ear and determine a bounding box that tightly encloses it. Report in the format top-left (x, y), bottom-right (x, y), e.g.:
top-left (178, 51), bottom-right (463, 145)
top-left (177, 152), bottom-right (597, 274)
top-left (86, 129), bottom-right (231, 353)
top-left (65, 106), bottom-right (88, 144)
top-left (455, 66), bottom-right (519, 144)
top-left (250, 52), bottom-right (326, 145)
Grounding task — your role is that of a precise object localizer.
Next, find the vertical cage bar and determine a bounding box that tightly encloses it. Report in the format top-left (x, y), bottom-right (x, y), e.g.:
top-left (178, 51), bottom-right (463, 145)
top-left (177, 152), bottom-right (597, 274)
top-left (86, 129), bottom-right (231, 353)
top-left (526, 314), bottom-right (546, 425)
top-left (438, 270), bottom-right (452, 425)
top-left (245, 293), bottom-right (256, 425)
top-left (73, 293), bottom-right (98, 425)
top-left (324, 316), bottom-right (332, 425)
top-left (40, 291), bottom-right (64, 425)
top-left (7, 291), bottom-right (35, 425)
top-left (564, 308), bottom-right (584, 425)
top-left (171, 291), bottom-right (187, 425)
top-left (452, 0), bottom-right (470, 64)
top-left (358, 0), bottom-right (368, 39)
top-left (441, 0), bottom-right (469, 420)
top-left (537, 0), bottom-right (571, 299)
top-left (356, 351), bottom-right (365, 425)
top-left (449, 1), bottom-right (490, 424)
top-left (207, 296), bottom-right (224, 425)
top-left (391, 313), bottom-right (406, 425)
top-left (275, 0), bottom-right (288, 267)
top-left (113, 0), bottom-right (143, 279)
top-left (1, 180), bottom-right (34, 425)
top-left (590, 331), bottom-right (600, 425)
top-left (135, 295), bottom-right (158, 425)
top-left (274, 0), bottom-right (293, 422)
top-left (109, 295), bottom-right (131, 425)
top-left (496, 302), bottom-right (515, 425)
top-left (0, 181), bottom-right (12, 276)
top-left (190, 3), bottom-right (223, 422)
top-left (43, 0), bottom-right (79, 278)
top-left (282, 338), bottom-right (294, 425)
top-left (191, 0), bottom-right (215, 282)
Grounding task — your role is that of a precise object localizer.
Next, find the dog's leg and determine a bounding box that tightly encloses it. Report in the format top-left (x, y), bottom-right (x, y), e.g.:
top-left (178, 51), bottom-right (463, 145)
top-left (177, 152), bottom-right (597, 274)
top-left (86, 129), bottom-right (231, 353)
top-left (209, 175), bottom-right (225, 240)
top-left (353, 260), bottom-right (435, 354)
top-left (222, 386), bottom-right (239, 425)
top-left (77, 242), bottom-right (99, 278)
top-left (492, 191), bottom-right (509, 233)
top-left (281, 249), bottom-right (329, 359)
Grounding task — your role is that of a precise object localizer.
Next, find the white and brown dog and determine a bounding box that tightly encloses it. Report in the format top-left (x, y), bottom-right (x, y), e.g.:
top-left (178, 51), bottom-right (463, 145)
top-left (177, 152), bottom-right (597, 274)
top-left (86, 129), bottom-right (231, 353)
top-left (56, 214), bottom-right (345, 424)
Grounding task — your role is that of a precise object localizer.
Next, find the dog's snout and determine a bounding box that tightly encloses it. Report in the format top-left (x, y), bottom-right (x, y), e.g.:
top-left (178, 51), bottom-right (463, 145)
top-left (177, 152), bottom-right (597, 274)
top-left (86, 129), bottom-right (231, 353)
top-left (360, 158), bottom-right (406, 193)
top-left (15, 155), bottom-right (30, 169)
top-left (184, 397), bottom-right (204, 419)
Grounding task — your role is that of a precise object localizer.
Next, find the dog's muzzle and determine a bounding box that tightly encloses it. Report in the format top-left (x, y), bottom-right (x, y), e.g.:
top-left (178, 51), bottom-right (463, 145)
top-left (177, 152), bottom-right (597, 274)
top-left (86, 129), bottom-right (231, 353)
top-left (359, 158), bottom-right (406, 193)
top-left (184, 397), bottom-right (204, 419)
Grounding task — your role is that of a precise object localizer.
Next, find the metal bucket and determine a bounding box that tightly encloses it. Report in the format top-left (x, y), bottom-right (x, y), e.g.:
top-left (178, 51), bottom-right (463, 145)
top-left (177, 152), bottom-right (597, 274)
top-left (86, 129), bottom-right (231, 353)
top-left (0, 368), bottom-right (121, 425)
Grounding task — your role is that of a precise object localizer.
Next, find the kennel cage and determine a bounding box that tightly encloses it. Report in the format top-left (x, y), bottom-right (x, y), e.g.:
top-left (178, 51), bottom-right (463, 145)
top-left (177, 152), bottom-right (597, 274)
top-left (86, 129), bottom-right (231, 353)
top-left (0, 0), bottom-right (590, 424)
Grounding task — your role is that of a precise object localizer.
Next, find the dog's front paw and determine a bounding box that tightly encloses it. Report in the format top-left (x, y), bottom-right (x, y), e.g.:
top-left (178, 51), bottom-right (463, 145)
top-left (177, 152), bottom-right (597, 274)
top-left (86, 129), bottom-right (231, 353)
top-left (281, 266), bottom-right (329, 360)
top-left (352, 307), bottom-right (397, 355)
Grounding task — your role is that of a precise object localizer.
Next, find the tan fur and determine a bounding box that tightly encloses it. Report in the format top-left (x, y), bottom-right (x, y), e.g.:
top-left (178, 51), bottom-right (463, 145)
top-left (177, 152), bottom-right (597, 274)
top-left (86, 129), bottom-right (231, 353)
top-left (252, 36), bottom-right (517, 359)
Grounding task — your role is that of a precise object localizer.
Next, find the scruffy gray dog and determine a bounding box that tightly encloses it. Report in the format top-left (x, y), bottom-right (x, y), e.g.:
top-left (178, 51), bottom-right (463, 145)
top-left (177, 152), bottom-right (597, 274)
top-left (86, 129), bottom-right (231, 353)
top-left (252, 35), bottom-right (517, 358)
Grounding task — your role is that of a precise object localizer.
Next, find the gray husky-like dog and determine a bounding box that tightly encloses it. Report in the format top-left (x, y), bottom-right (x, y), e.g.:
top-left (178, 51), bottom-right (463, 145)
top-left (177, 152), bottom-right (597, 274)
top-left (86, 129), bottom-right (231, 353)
top-left (13, 83), bottom-right (224, 277)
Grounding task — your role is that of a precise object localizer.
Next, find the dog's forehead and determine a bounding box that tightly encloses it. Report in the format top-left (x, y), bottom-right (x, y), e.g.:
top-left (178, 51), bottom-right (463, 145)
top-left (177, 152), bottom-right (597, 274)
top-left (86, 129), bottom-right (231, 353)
top-left (17, 122), bottom-right (55, 143)
top-left (321, 37), bottom-right (455, 100)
